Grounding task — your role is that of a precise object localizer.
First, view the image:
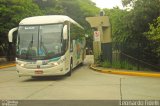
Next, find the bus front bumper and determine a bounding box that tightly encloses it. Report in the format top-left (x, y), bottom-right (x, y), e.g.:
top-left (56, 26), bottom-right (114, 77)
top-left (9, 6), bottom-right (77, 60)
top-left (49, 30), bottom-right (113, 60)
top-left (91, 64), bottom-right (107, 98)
top-left (16, 64), bottom-right (68, 77)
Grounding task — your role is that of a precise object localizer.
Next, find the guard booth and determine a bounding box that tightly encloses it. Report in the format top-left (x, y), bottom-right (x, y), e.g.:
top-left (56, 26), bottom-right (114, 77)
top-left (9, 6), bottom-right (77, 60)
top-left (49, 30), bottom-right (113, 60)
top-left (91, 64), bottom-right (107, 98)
top-left (86, 15), bottom-right (112, 64)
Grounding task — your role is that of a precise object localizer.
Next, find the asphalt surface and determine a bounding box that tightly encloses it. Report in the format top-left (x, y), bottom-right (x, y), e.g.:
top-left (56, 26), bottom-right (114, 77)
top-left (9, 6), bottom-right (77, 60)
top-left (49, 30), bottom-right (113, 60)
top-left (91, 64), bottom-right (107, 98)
top-left (0, 55), bottom-right (160, 100)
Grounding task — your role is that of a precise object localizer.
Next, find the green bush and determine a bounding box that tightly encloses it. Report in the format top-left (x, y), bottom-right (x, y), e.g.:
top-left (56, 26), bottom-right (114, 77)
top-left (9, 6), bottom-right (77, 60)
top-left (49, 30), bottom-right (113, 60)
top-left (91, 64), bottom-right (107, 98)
top-left (102, 60), bottom-right (112, 68)
top-left (102, 60), bottom-right (137, 70)
top-left (112, 60), bottom-right (121, 69)
top-left (120, 60), bottom-right (137, 70)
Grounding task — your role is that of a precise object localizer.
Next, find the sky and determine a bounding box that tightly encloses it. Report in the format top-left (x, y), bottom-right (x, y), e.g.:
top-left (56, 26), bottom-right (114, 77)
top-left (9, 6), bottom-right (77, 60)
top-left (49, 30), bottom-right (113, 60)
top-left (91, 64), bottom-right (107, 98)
top-left (91, 0), bottom-right (123, 9)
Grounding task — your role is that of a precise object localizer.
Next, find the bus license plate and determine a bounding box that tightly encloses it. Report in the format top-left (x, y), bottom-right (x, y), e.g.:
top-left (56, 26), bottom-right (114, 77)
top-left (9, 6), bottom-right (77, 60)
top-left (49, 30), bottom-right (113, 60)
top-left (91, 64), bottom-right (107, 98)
top-left (35, 70), bottom-right (43, 74)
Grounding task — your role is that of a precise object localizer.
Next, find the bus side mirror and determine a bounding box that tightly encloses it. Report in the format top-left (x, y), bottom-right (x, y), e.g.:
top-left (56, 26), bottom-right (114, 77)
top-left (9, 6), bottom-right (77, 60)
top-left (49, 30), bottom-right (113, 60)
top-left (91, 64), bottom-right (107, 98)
top-left (8, 27), bottom-right (18, 42)
top-left (63, 25), bottom-right (68, 40)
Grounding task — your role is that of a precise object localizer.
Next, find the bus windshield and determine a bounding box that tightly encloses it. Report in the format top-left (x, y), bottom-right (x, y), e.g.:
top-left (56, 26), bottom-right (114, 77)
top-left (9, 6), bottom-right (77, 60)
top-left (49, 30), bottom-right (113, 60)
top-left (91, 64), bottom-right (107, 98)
top-left (17, 24), bottom-right (63, 60)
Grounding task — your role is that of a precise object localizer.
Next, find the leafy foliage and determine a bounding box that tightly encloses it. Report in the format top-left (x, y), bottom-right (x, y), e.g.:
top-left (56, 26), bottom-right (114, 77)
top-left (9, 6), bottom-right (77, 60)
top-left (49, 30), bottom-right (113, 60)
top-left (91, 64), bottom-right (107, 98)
top-left (104, 0), bottom-right (160, 66)
top-left (0, 0), bottom-right (42, 57)
top-left (145, 17), bottom-right (160, 58)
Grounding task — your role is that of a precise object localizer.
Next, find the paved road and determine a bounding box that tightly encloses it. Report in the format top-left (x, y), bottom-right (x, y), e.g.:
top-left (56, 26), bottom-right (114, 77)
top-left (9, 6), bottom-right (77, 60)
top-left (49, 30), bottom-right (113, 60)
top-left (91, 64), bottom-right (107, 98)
top-left (0, 55), bottom-right (160, 100)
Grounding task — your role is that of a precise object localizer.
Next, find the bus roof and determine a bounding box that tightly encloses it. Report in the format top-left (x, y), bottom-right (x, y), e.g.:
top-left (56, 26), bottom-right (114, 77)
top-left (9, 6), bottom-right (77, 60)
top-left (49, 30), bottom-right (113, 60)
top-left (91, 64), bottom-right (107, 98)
top-left (19, 15), bottom-right (83, 29)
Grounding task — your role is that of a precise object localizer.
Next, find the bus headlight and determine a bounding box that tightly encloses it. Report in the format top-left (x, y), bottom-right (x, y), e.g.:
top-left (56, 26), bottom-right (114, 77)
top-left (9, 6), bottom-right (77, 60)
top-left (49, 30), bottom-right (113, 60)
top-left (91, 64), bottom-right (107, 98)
top-left (50, 62), bottom-right (59, 67)
top-left (20, 63), bottom-right (25, 67)
top-left (50, 58), bottom-right (65, 67)
top-left (53, 62), bottom-right (59, 66)
top-left (17, 63), bottom-right (25, 67)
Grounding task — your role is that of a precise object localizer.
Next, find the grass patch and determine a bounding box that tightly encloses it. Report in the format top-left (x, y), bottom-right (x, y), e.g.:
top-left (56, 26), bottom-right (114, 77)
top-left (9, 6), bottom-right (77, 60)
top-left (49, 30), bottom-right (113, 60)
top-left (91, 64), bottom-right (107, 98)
top-left (102, 60), bottom-right (112, 68)
top-left (112, 60), bottom-right (121, 69)
top-left (102, 60), bottom-right (137, 70)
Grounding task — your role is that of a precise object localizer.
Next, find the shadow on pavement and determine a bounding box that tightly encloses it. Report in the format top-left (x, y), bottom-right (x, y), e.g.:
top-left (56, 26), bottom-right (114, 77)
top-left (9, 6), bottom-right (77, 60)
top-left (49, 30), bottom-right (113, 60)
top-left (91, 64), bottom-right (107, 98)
top-left (22, 75), bottom-right (67, 82)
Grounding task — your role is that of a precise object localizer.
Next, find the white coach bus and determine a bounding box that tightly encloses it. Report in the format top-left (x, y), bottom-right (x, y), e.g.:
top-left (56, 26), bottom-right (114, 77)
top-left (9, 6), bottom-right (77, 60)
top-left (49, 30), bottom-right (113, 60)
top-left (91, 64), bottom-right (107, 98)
top-left (8, 15), bottom-right (86, 77)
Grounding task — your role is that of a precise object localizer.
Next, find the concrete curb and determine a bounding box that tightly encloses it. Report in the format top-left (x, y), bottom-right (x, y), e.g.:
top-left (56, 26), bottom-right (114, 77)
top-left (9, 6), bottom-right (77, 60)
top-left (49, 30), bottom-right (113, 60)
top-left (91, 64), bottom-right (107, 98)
top-left (90, 64), bottom-right (160, 78)
top-left (0, 63), bottom-right (16, 69)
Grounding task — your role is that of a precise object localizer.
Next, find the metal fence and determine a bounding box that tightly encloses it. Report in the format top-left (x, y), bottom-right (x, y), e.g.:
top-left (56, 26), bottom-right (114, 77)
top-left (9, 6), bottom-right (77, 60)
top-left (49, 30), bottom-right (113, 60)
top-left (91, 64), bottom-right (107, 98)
top-left (112, 43), bottom-right (160, 71)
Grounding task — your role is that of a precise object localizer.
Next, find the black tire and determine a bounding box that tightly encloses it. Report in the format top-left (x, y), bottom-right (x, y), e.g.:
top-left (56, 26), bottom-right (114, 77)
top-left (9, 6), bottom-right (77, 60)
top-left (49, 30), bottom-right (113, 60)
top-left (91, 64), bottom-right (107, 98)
top-left (79, 62), bottom-right (83, 66)
top-left (66, 60), bottom-right (73, 76)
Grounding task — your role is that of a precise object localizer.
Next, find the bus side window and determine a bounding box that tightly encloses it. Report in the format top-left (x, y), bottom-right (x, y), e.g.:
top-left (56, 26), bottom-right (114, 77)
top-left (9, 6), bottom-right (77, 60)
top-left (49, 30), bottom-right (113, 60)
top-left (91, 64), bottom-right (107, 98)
top-left (70, 23), bottom-right (84, 52)
top-left (70, 39), bottom-right (73, 52)
top-left (70, 24), bottom-right (75, 52)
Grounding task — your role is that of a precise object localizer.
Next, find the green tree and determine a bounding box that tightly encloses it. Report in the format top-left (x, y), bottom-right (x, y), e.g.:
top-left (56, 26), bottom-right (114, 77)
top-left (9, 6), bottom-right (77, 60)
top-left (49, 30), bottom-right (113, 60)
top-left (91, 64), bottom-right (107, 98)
top-left (119, 0), bottom-right (160, 64)
top-left (145, 16), bottom-right (160, 64)
top-left (103, 0), bottom-right (160, 66)
top-left (0, 0), bottom-right (42, 58)
top-left (104, 7), bottom-right (129, 43)
top-left (34, 0), bottom-right (64, 15)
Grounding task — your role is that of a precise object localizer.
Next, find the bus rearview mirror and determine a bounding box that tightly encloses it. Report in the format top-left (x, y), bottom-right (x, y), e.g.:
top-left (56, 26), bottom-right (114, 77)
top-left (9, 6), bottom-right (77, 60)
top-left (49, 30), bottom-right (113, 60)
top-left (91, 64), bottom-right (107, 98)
top-left (63, 25), bottom-right (68, 40)
top-left (8, 27), bottom-right (18, 42)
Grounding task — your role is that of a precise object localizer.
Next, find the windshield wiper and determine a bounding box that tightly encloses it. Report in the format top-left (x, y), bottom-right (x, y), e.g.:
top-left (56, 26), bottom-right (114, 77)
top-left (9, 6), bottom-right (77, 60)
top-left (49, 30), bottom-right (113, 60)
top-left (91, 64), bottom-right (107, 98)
top-left (39, 34), bottom-right (49, 56)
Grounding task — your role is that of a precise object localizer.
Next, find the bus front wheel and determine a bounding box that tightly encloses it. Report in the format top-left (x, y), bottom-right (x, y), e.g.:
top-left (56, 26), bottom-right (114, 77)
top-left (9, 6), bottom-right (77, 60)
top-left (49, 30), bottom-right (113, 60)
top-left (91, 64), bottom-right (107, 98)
top-left (66, 60), bottom-right (72, 76)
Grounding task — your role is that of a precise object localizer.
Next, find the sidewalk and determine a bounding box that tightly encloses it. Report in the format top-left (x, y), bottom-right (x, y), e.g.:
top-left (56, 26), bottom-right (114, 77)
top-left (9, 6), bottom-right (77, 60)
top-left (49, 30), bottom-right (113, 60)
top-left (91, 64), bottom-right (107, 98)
top-left (0, 62), bottom-right (16, 69)
top-left (90, 64), bottom-right (160, 78)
